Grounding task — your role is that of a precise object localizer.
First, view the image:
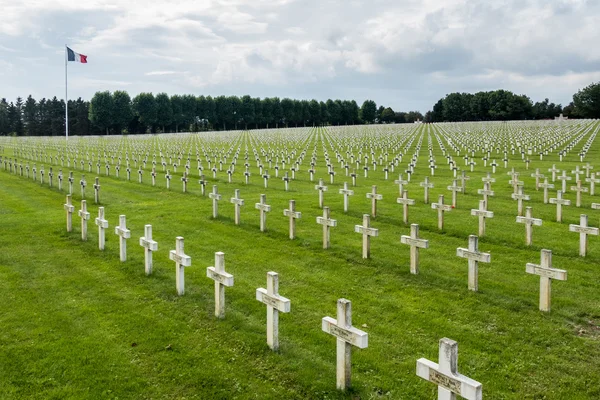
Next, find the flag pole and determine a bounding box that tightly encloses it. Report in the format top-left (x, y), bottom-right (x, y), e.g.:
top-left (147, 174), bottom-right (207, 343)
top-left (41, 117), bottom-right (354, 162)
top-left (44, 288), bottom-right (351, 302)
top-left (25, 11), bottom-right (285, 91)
top-left (65, 44), bottom-right (69, 141)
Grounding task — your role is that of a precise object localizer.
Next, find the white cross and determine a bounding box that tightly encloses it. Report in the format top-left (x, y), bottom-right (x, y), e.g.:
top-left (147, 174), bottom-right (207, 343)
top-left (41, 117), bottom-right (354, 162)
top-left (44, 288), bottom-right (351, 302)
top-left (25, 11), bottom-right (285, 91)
top-left (209, 185), bottom-right (222, 218)
top-left (571, 166), bottom-right (584, 182)
top-left (256, 271), bottom-right (291, 351)
top-left (322, 299), bottom-right (368, 390)
top-left (94, 207), bottom-right (109, 250)
top-left (526, 249), bottom-right (567, 312)
top-left (511, 186), bottom-right (530, 216)
top-left (316, 206), bottom-right (337, 249)
top-left (181, 172), bottom-right (188, 193)
top-left (400, 223), bottom-right (429, 274)
top-left (339, 182), bottom-right (354, 213)
top-left (170, 236), bottom-right (192, 296)
top-left (481, 173), bottom-right (495, 185)
top-left (283, 199), bottom-right (302, 240)
top-left (557, 171), bottom-right (572, 193)
top-left (93, 177), bottom-right (100, 204)
top-left (456, 235), bottom-right (491, 291)
top-left (458, 171), bottom-right (470, 194)
top-left (420, 177), bottom-right (434, 204)
top-left (585, 172), bottom-right (600, 196)
top-left (416, 337), bottom-right (482, 400)
top-left (165, 170), bottom-right (172, 189)
top-left (262, 170), bottom-right (270, 188)
top-left (516, 206), bottom-right (542, 246)
top-left (315, 179), bottom-right (328, 208)
top-left (470, 200), bottom-right (493, 237)
top-left (80, 175), bottom-right (86, 198)
top-left (548, 164), bottom-right (560, 181)
top-left (397, 190), bottom-right (415, 225)
top-left (255, 194), bottom-right (271, 232)
top-left (530, 169), bottom-right (544, 190)
top-left (114, 215), bottom-right (131, 262)
top-left (78, 200), bottom-right (90, 241)
top-left (366, 185), bottom-right (383, 217)
top-left (569, 214), bottom-right (599, 257)
top-left (139, 224), bottom-right (158, 276)
top-left (539, 178), bottom-right (555, 204)
top-left (447, 179), bottom-right (461, 208)
top-left (570, 180), bottom-right (588, 207)
top-left (64, 194), bottom-right (74, 232)
top-left (207, 251), bottom-right (234, 318)
top-left (230, 189), bottom-right (244, 225)
top-left (394, 174), bottom-right (408, 194)
top-left (354, 214), bottom-right (379, 258)
top-left (583, 163), bottom-right (594, 178)
top-left (431, 195), bottom-right (452, 230)
top-left (549, 190), bottom-right (571, 223)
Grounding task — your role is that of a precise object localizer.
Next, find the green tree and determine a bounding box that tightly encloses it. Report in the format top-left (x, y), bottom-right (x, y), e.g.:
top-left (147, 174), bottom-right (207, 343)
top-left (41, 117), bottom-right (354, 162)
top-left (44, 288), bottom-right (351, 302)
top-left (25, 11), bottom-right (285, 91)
top-left (181, 94), bottom-right (197, 131)
top-left (132, 93), bottom-right (157, 133)
top-left (573, 82), bottom-right (600, 118)
top-left (262, 98), bottom-right (274, 128)
top-left (171, 95), bottom-right (184, 132)
top-left (23, 95), bottom-right (38, 136)
top-left (380, 107), bottom-right (395, 123)
top-left (359, 100), bottom-right (376, 124)
top-left (112, 90), bottom-right (132, 134)
top-left (240, 95), bottom-right (255, 130)
top-left (281, 98), bottom-right (294, 127)
top-left (155, 92), bottom-right (173, 132)
top-left (0, 98), bottom-right (9, 135)
top-left (308, 99), bottom-right (321, 126)
top-left (327, 99), bottom-right (341, 125)
top-left (253, 97), bottom-right (263, 129)
top-left (89, 91), bottom-right (113, 135)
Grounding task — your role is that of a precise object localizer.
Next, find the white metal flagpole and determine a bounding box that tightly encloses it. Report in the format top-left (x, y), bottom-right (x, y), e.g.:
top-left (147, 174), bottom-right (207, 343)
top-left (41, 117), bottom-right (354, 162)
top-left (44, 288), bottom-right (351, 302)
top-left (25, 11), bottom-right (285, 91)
top-left (65, 44), bottom-right (68, 141)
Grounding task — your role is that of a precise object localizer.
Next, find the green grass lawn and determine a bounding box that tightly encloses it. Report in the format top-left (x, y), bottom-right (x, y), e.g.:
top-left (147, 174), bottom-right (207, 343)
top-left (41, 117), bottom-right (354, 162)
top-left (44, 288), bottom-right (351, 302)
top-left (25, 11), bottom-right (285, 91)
top-left (1, 122), bottom-right (600, 399)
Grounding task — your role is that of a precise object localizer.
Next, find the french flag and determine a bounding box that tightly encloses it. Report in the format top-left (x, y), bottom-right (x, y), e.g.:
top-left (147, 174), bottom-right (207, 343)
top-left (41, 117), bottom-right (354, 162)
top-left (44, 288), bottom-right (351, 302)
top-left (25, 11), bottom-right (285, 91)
top-left (67, 46), bottom-right (87, 63)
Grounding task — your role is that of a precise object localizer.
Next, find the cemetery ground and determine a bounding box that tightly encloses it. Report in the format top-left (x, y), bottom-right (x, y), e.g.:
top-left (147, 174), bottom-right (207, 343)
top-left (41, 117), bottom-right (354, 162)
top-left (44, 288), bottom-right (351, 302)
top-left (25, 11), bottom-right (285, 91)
top-left (1, 123), bottom-right (600, 399)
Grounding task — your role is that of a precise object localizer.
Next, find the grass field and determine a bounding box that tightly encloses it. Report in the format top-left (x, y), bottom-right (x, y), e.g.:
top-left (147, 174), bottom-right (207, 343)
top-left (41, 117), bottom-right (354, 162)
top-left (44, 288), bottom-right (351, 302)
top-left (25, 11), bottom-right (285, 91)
top-left (1, 122), bottom-right (600, 399)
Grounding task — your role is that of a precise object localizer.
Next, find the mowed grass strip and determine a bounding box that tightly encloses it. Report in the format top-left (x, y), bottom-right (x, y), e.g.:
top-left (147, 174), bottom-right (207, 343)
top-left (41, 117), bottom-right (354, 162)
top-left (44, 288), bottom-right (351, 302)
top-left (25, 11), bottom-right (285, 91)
top-left (0, 125), bottom-right (599, 399)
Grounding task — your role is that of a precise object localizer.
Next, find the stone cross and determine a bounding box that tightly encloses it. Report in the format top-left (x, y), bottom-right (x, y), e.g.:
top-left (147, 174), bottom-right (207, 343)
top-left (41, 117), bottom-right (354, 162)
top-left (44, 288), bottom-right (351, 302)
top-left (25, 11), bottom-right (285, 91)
top-left (68, 171), bottom-right (74, 194)
top-left (64, 194), bottom-right (75, 232)
top-left (354, 214), bottom-right (379, 258)
top-left (420, 177), bottom-right (434, 204)
top-left (481, 172), bottom-right (495, 185)
top-left (447, 180), bottom-right (461, 208)
top-left (207, 252), bottom-right (234, 318)
top-left (315, 179), bottom-right (328, 208)
top-left (549, 190), bottom-right (571, 222)
top-left (583, 163), bottom-right (594, 178)
top-left (151, 168), bottom-right (157, 186)
top-left (209, 185), bottom-right (222, 218)
top-left (456, 235), bottom-right (491, 291)
top-left (396, 190), bottom-right (415, 224)
top-left (539, 178), bottom-right (555, 204)
top-left (283, 200), bottom-right (301, 239)
top-left (511, 186), bottom-right (530, 216)
top-left (458, 171), bottom-right (470, 194)
top-left (165, 170), bottom-right (172, 189)
top-left (394, 174), bottom-right (408, 194)
top-left (80, 175), bottom-right (87, 198)
top-left (58, 170), bottom-right (63, 191)
top-left (181, 172), bottom-right (189, 193)
top-left (198, 175), bottom-right (207, 195)
top-left (366, 185), bottom-right (383, 217)
top-left (95, 207), bottom-right (109, 250)
top-left (548, 164), bottom-right (560, 182)
top-left (557, 171), bottom-right (572, 193)
top-left (526, 249), bottom-right (567, 312)
top-left (262, 170), bottom-right (270, 188)
top-left (400, 223), bottom-right (429, 274)
top-left (531, 169), bottom-right (544, 190)
top-left (140, 224), bottom-right (158, 275)
top-left (230, 189), bottom-right (244, 225)
top-left (316, 206), bottom-right (337, 249)
top-left (114, 215), bottom-right (131, 262)
top-left (48, 167), bottom-right (53, 187)
top-left (585, 172), bottom-right (600, 196)
top-left (571, 166), bottom-right (584, 182)
top-left (516, 206), bottom-right (542, 246)
top-left (470, 200), bottom-right (493, 237)
top-left (431, 195), bottom-right (452, 230)
top-left (339, 182), bottom-right (354, 213)
top-left (138, 166), bottom-right (143, 183)
top-left (256, 271), bottom-right (291, 351)
top-left (78, 200), bottom-right (90, 241)
top-left (93, 177), bottom-right (100, 204)
top-left (170, 236), bottom-right (192, 296)
top-left (255, 194), bottom-right (271, 232)
top-left (416, 338), bottom-right (482, 400)
top-left (476, 182), bottom-right (494, 209)
top-left (508, 174), bottom-right (523, 194)
top-left (282, 171), bottom-right (290, 191)
top-left (569, 214), bottom-right (599, 256)
top-left (321, 299), bottom-right (368, 391)
top-left (570, 180), bottom-right (588, 207)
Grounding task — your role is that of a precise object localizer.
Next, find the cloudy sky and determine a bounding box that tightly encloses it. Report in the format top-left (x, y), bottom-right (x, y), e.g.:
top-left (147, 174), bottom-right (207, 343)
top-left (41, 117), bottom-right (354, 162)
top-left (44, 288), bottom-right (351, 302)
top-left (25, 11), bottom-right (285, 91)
top-left (0, 0), bottom-right (598, 112)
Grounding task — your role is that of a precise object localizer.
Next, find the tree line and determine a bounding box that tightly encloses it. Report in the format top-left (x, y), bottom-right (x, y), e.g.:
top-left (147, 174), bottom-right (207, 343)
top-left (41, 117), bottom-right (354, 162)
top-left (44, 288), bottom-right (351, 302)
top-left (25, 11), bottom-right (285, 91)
top-left (427, 83), bottom-right (600, 122)
top-left (0, 92), bottom-right (423, 136)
